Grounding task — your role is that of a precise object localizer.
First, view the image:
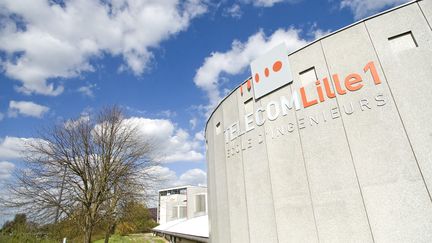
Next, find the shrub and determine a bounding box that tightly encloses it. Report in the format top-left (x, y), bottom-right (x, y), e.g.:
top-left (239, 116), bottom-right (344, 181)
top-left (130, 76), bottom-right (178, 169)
top-left (116, 222), bottom-right (136, 236)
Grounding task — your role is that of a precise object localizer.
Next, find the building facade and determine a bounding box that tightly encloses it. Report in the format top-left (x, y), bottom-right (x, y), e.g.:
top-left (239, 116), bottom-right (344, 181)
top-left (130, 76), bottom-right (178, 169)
top-left (205, 1), bottom-right (432, 242)
top-left (157, 186), bottom-right (208, 225)
top-left (155, 186), bottom-right (209, 242)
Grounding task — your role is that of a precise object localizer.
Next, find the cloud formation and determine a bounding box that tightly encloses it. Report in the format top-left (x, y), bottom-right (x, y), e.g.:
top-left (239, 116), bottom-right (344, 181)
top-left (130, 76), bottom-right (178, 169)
top-left (194, 28), bottom-right (308, 110)
top-left (77, 84), bottom-right (96, 98)
top-left (0, 114), bottom-right (204, 164)
top-left (0, 136), bottom-right (35, 160)
top-left (8, 100), bottom-right (49, 118)
top-left (148, 166), bottom-right (207, 187)
top-left (0, 0), bottom-right (207, 96)
top-left (340, 0), bottom-right (409, 20)
top-left (177, 168), bottom-right (207, 186)
top-left (0, 161), bottom-right (15, 180)
top-left (242, 0), bottom-right (299, 7)
top-left (223, 4), bottom-right (243, 18)
top-left (124, 117), bottom-right (204, 163)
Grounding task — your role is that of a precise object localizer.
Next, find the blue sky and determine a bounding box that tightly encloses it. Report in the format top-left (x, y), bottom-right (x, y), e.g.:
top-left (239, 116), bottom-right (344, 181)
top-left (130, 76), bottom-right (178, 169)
top-left (0, 0), bottom-right (409, 207)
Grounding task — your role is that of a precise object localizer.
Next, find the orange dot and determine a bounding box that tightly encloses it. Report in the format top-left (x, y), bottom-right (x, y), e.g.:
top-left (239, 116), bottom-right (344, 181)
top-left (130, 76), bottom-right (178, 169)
top-left (247, 79), bottom-right (251, 90)
top-left (264, 68), bottom-right (269, 77)
top-left (254, 73), bottom-right (260, 83)
top-left (240, 85), bottom-right (243, 95)
top-left (273, 61), bottom-right (282, 72)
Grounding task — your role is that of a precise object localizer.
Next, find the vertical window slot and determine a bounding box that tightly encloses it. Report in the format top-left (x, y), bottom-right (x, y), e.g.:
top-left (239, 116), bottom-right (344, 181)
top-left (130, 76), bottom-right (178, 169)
top-left (299, 67), bottom-right (317, 86)
top-left (388, 31), bottom-right (418, 52)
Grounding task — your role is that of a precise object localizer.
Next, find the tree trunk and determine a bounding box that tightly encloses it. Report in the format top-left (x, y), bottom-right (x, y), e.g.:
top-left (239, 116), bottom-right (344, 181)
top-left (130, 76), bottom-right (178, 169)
top-left (84, 227), bottom-right (93, 243)
top-left (104, 222), bottom-right (116, 243)
top-left (84, 216), bottom-right (93, 243)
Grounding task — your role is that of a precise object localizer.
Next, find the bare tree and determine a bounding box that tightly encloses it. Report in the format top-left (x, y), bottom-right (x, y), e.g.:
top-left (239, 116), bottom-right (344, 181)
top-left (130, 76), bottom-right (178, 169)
top-left (99, 158), bottom-right (158, 243)
top-left (2, 106), bottom-right (158, 243)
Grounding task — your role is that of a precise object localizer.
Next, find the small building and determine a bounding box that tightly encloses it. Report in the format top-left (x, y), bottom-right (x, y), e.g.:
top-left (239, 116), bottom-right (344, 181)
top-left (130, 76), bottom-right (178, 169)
top-left (157, 185), bottom-right (208, 225)
top-left (154, 185), bottom-right (209, 242)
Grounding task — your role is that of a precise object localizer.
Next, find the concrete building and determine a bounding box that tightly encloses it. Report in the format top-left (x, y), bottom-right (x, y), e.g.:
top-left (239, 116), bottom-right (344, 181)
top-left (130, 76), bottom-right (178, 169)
top-left (155, 186), bottom-right (209, 242)
top-left (154, 215), bottom-right (209, 243)
top-left (157, 185), bottom-right (208, 225)
top-left (205, 1), bottom-right (432, 242)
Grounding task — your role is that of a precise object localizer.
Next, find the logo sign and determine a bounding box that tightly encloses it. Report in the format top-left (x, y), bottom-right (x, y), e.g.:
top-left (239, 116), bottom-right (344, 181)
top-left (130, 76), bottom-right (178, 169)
top-left (250, 43), bottom-right (293, 100)
top-left (226, 60), bottom-right (386, 157)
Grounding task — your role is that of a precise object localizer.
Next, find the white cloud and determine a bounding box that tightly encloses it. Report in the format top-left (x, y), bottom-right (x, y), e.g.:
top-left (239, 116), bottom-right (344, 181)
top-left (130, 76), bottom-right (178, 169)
top-left (311, 28), bottom-right (331, 40)
top-left (147, 166), bottom-right (206, 187)
top-left (8, 100), bottom-right (49, 118)
top-left (146, 165), bottom-right (178, 185)
top-left (0, 161), bottom-right (15, 180)
top-left (189, 118), bottom-right (198, 129)
top-left (308, 22), bottom-right (332, 40)
top-left (125, 117), bottom-right (204, 163)
top-left (0, 113), bottom-right (4, 121)
top-left (0, 116), bottom-right (204, 163)
top-left (176, 168), bottom-right (207, 186)
top-left (0, 0), bottom-right (207, 96)
top-left (0, 136), bottom-right (35, 160)
top-left (194, 131), bottom-right (205, 142)
top-left (242, 0), bottom-right (299, 7)
top-left (194, 27), bottom-right (308, 110)
top-left (77, 84), bottom-right (96, 97)
top-left (157, 110), bottom-right (177, 118)
top-left (223, 4), bottom-right (243, 18)
top-left (340, 0), bottom-right (409, 20)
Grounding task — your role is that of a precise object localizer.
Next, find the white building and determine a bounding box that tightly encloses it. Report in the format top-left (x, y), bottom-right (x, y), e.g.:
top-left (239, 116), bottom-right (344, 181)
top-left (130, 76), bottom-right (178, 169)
top-left (157, 185), bottom-right (207, 225)
top-left (205, 1), bottom-right (432, 242)
top-left (155, 186), bottom-right (209, 242)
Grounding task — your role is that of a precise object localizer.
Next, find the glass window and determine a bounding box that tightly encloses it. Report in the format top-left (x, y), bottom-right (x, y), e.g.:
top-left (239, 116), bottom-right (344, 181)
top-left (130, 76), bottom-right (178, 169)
top-left (172, 206), bottom-right (178, 219)
top-left (179, 206), bottom-right (187, 218)
top-left (195, 194), bottom-right (206, 213)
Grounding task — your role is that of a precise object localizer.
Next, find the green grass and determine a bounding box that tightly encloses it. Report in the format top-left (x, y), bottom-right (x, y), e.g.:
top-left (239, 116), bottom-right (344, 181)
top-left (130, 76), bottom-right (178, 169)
top-left (93, 233), bottom-right (167, 243)
top-left (0, 233), bottom-right (57, 243)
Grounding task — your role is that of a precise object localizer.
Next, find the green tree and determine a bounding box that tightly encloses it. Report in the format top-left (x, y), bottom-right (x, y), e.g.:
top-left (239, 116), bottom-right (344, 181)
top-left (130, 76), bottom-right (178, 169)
top-left (115, 201), bottom-right (157, 235)
top-left (1, 213), bottom-right (28, 235)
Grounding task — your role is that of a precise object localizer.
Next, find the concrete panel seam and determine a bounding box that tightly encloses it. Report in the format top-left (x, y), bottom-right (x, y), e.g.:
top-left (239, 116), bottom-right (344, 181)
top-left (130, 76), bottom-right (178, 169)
top-left (319, 39), bottom-right (376, 243)
top-left (417, 2), bottom-right (432, 31)
top-left (237, 100), bottom-right (253, 243)
top-left (363, 21), bottom-right (432, 205)
top-left (289, 84), bottom-right (321, 243)
top-left (234, 94), bottom-right (252, 242)
top-left (220, 110), bottom-right (233, 243)
top-left (255, 98), bottom-right (280, 243)
top-left (238, 152), bottom-right (252, 243)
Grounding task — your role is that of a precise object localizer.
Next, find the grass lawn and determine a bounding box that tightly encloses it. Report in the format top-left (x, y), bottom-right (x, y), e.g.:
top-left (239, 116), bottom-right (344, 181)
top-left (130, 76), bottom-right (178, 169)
top-left (93, 233), bottom-right (167, 243)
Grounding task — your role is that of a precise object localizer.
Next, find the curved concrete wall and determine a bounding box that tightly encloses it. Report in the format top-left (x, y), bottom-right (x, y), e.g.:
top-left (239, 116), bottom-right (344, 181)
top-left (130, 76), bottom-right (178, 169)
top-left (205, 1), bottom-right (432, 242)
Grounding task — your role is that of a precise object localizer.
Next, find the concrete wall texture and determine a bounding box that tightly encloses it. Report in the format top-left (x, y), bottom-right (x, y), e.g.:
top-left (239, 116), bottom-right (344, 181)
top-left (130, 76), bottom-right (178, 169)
top-left (205, 1), bottom-right (432, 242)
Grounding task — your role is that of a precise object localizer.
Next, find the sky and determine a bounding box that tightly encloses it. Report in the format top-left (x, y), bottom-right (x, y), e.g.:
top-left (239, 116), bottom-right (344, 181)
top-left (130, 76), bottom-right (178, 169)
top-left (0, 0), bottom-right (410, 216)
